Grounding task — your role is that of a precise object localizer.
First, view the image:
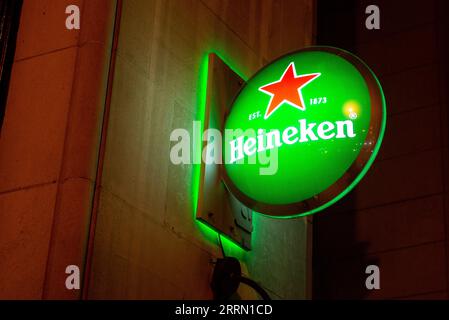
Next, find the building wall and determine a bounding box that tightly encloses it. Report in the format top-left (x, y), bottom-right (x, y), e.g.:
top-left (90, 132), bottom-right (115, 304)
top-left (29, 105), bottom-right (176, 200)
top-left (0, 0), bottom-right (117, 299)
top-left (86, 0), bottom-right (315, 299)
top-left (313, 0), bottom-right (449, 299)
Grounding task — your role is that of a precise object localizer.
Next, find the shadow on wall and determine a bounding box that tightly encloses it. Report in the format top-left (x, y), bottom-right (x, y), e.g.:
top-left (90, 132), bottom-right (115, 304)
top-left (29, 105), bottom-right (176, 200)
top-left (312, 0), bottom-right (378, 300)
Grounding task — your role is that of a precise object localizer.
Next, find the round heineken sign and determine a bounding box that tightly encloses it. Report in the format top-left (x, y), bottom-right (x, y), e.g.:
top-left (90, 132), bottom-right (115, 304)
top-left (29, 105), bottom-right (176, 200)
top-left (223, 47), bottom-right (386, 217)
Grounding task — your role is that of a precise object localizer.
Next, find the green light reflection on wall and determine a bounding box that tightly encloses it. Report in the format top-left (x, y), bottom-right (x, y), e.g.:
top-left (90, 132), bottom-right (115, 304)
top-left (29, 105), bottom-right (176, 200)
top-left (192, 51), bottom-right (249, 255)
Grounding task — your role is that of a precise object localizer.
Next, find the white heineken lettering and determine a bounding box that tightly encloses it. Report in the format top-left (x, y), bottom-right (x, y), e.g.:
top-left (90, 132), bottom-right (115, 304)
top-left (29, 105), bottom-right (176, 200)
top-left (317, 121), bottom-right (335, 140)
top-left (299, 119), bottom-right (318, 142)
top-left (229, 136), bottom-right (245, 163)
top-left (257, 129), bottom-right (266, 152)
top-left (228, 119), bottom-right (357, 163)
top-left (265, 130), bottom-right (282, 149)
top-left (243, 137), bottom-right (257, 156)
top-left (336, 120), bottom-right (356, 138)
top-left (282, 126), bottom-right (299, 144)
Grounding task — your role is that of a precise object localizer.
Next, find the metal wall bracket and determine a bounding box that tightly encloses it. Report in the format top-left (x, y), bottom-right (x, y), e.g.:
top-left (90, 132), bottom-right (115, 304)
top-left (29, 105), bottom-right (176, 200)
top-left (196, 53), bottom-right (252, 250)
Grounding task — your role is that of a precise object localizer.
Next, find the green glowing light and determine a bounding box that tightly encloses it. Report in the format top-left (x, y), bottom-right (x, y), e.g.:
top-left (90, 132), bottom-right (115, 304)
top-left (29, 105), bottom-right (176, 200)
top-left (224, 47), bottom-right (386, 217)
top-left (191, 53), bottom-right (209, 216)
top-left (192, 51), bottom-right (249, 253)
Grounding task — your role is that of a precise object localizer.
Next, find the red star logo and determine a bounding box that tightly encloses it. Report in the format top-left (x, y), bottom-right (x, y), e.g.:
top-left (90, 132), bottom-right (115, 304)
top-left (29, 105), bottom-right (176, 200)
top-left (259, 62), bottom-right (320, 119)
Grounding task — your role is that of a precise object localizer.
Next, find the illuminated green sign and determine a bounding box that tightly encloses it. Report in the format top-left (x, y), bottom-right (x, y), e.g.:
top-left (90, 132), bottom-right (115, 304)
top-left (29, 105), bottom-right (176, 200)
top-left (223, 47), bottom-right (386, 217)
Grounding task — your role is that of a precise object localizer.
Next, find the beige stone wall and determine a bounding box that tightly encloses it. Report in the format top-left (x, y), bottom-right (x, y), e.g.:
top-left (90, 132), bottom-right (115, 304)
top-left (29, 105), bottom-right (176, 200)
top-left (0, 0), bottom-right (116, 299)
top-left (87, 0), bottom-right (314, 299)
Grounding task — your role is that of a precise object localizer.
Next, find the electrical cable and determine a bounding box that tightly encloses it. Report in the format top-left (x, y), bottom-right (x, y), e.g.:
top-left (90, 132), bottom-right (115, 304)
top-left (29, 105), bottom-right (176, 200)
top-left (214, 235), bottom-right (270, 300)
top-left (217, 234), bottom-right (226, 258)
top-left (238, 276), bottom-right (271, 301)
